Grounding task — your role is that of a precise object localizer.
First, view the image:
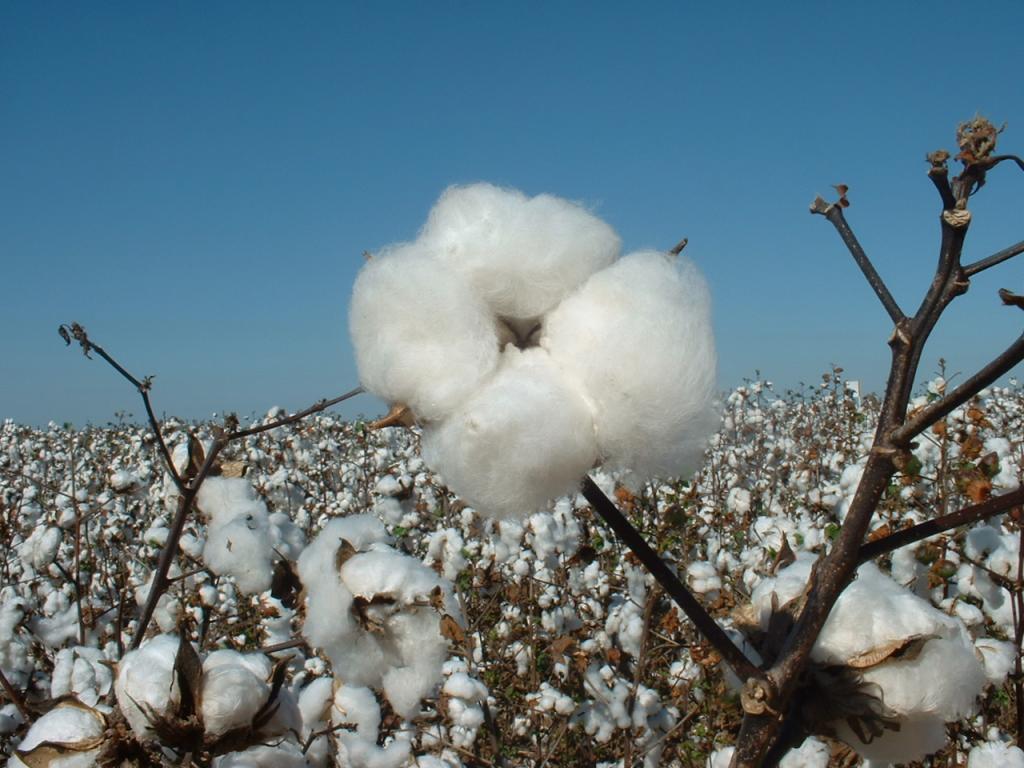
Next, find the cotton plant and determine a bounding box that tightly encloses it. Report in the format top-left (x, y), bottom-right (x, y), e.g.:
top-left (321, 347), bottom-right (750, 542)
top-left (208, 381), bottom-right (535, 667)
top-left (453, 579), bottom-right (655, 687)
top-left (349, 182), bottom-right (718, 518)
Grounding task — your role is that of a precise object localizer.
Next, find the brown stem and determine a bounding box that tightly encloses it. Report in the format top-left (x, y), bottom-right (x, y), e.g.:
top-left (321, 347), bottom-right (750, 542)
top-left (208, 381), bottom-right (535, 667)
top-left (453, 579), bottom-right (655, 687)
top-left (810, 199), bottom-right (905, 324)
top-left (0, 666), bottom-right (29, 720)
top-left (964, 240), bottom-right (1024, 277)
top-left (857, 487), bottom-right (1024, 563)
top-left (891, 333), bottom-right (1024, 446)
top-left (580, 476), bottom-right (761, 684)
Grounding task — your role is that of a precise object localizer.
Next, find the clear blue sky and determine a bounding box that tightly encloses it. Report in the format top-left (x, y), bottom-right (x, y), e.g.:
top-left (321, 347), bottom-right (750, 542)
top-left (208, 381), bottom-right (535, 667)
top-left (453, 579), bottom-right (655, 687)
top-left (3, 3), bottom-right (1023, 426)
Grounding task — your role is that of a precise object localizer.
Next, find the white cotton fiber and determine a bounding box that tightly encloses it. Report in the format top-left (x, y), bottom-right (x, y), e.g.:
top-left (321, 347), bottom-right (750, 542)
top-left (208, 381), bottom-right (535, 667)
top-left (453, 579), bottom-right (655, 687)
top-left (200, 652), bottom-right (271, 737)
top-left (420, 183), bottom-right (621, 319)
top-left (114, 634), bottom-right (181, 739)
top-left (297, 515), bottom-right (460, 719)
top-left (10, 700), bottom-right (105, 768)
top-left (751, 559), bottom-right (988, 764)
top-left (421, 347), bottom-right (598, 518)
top-left (542, 251), bottom-right (718, 480)
top-left (969, 742), bottom-right (1024, 768)
top-left (349, 242), bottom-right (500, 422)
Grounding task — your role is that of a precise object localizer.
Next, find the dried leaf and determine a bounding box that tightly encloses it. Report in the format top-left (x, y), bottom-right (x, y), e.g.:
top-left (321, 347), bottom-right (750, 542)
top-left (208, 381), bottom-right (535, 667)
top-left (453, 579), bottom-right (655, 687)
top-left (867, 523), bottom-right (892, 543)
top-left (219, 460), bottom-right (247, 478)
top-left (960, 433), bottom-right (984, 460)
top-left (440, 614), bottom-right (465, 645)
top-left (550, 636), bottom-right (575, 656)
top-left (967, 406), bottom-right (992, 427)
top-left (966, 477), bottom-right (993, 504)
top-left (770, 533), bottom-right (796, 574)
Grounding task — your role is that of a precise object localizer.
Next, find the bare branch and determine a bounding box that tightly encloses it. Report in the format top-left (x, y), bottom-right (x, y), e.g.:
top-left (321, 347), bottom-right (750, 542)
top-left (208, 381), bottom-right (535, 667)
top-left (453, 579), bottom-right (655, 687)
top-left (580, 476), bottom-right (762, 684)
top-left (964, 239), bottom-right (1024, 277)
top-left (0, 666), bottom-right (29, 720)
top-left (858, 487), bottom-right (1024, 563)
top-left (890, 333), bottom-right (1024, 446)
top-left (810, 200), bottom-right (905, 324)
top-left (229, 386), bottom-right (364, 439)
top-left (59, 323), bottom-right (185, 494)
top-left (926, 150), bottom-right (957, 209)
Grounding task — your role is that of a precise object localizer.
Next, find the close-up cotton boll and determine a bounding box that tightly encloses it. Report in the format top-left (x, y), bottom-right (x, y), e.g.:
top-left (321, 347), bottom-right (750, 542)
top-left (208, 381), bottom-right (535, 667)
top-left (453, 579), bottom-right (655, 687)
top-left (10, 699), bottom-right (106, 768)
top-left (349, 242), bottom-right (500, 422)
top-left (349, 183), bottom-right (716, 518)
top-left (297, 514), bottom-right (462, 719)
top-left (542, 250), bottom-right (718, 480)
top-left (421, 347), bottom-right (598, 518)
top-left (748, 557), bottom-right (989, 764)
top-left (113, 633), bottom-right (181, 739)
top-left (420, 182), bottom-right (621, 319)
top-left (200, 650), bottom-right (272, 737)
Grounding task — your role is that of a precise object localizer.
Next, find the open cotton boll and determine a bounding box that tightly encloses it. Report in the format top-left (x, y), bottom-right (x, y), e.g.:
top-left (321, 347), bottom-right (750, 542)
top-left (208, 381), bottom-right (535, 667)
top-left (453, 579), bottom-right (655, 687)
top-left (349, 242), bottom-right (500, 422)
top-left (204, 515), bottom-right (275, 595)
top-left (420, 182), bottom-right (621, 319)
top-left (422, 347), bottom-right (598, 519)
top-left (542, 251), bottom-right (718, 481)
top-left (114, 634), bottom-right (181, 739)
top-left (10, 700), bottom-right (105, 768)
top-left (213, 740), bottom-right (308, 768)
top-left (196, 476), bottom-right (266, 529)
top-left (298, 517), bottom-right (460, 719)
top-left (751, 559), bottom-right (988, 763)
top-left (200, 653), bottom-right (271, 737)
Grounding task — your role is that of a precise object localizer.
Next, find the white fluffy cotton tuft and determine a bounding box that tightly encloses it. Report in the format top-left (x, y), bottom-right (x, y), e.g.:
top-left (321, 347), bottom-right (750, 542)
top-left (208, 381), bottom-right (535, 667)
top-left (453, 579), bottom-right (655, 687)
top-left (297, 514), bottom-right (462, 719)
top-left (114, 634), bottom-right (181, 739)
top-left (420, 183), bottom-right (621, 319)
top-left (421, 347), bottom-right (598, 518)
top-left (349, 243), bottom-right (500, 422)
top-left (542, 251), bottom-right (718, 480)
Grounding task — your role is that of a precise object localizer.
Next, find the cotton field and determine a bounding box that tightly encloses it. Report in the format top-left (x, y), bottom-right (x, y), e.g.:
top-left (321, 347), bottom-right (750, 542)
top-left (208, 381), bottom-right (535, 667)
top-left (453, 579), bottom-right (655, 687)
top-left (2, 370), bottom-right (1024, 767)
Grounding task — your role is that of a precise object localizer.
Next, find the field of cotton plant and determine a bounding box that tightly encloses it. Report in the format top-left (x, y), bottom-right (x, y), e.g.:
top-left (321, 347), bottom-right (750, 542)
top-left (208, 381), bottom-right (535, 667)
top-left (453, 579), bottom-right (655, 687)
top-left (2, 369), bottom-right (1024, 768)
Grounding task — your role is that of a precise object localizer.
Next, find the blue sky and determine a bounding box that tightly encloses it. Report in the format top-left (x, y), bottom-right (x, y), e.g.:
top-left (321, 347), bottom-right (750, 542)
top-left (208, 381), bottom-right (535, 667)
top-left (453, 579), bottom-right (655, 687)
top-left (3, 2), bottom-right (1023, 426)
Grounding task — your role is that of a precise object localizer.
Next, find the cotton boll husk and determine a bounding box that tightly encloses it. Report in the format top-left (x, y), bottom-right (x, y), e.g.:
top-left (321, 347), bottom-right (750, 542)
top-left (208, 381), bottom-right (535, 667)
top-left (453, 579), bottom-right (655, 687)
top-left (114, 634), bottom-right (181, 738)
top-left (420, 182), bottom-right (621, 319)
top-left (421, 347), bottom-right (598, 519)
top-left (10, 700), bottom-right (105, 768)
top-left (542, 251), bottom-right (718, 480)
top-left (349, 242), bottom-right (500, 421)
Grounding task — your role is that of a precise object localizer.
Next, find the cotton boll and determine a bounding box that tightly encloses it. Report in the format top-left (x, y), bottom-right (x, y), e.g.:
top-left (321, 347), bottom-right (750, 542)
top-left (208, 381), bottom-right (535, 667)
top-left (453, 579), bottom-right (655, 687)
top-left (968, 741), bottom-right (1024, 768)
top-left (197, 476), bottom-right (267, 529)
top-left (976, 637), bottom-right (1015, 684)
top-left (114, 634), bottom-right (181, 739)
top-left (542, 251), bottom-right (718, 481)
top-left (10, 700), bottom-right (105, 768)
top-left (204, 515), bottom-right (275, 595)
top-left (421, 182), bottom-right (621, 319)
top-left (421, 347), bottom-right (598, 519)
top-left (200, 656), bottom-right (271, 737)
top-left (349, 243), bottom-right (500, 422)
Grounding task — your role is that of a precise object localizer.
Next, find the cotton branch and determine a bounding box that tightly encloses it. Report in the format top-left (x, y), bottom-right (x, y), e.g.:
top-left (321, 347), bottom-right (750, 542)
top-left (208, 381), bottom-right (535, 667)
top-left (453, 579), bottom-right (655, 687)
top-left (59, 322), bottom-right (185, 495)
top-left (580, 476), bottom-right (762, 684)
top-left (965, 239), bottom-right (1024, 277)
top-left (60, 323), bottom-right (363, 646)
top-left (809, 197), bottom-right (905, 324)
top-left (857, 487), bottom-right (1024, 564)
top-left (731, 118), bottom-right (1022, 768)
top-left (890, 333), bottom-right (1024, 446)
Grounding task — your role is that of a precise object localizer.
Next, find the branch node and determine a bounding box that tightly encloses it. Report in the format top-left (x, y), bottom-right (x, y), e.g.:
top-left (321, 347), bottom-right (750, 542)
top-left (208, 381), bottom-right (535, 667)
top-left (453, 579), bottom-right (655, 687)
top-left (740, 677), bottom-right (780, 717)
top-left (809, 196), bottom-right (831, 216)
top-left (887, 322), bottom-right (912, 349)
top-left (941, 209), bottom-right (972, 229)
